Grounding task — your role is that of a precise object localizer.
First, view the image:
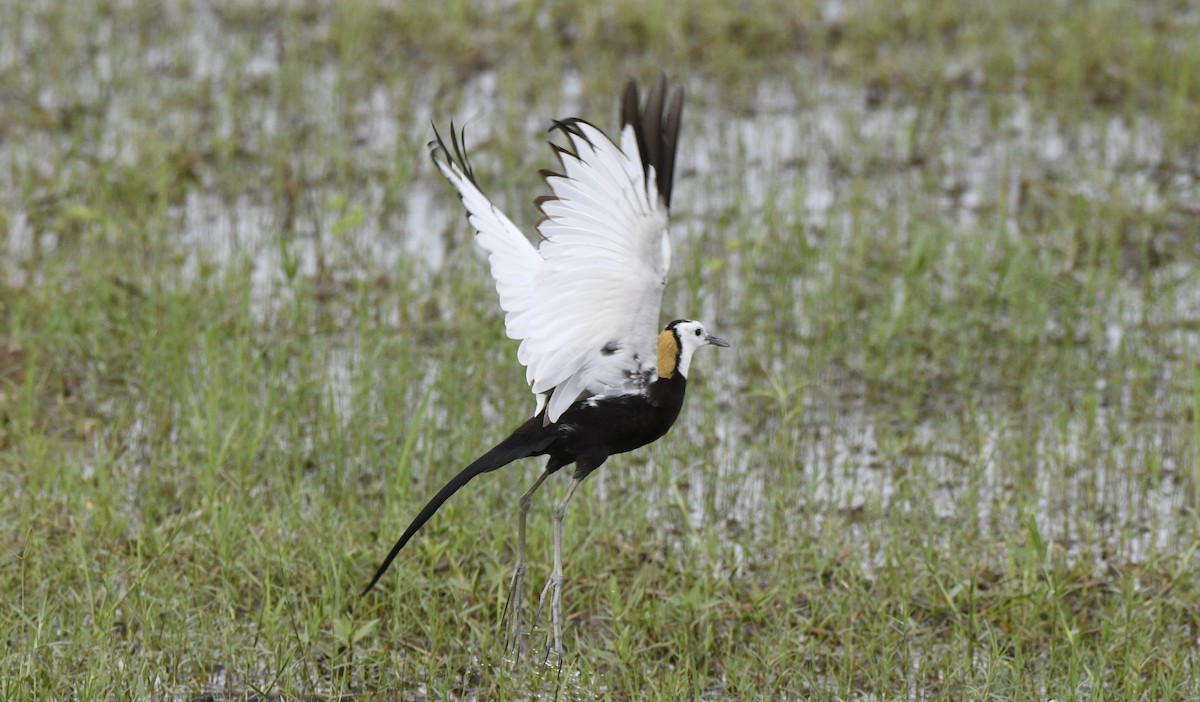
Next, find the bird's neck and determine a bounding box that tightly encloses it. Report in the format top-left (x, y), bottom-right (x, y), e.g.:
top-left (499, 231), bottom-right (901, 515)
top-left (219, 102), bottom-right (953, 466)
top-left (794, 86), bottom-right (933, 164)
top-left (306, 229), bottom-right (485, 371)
top-left (649, 368), bottom-right (687, 413)
top-left (656, 329), bottom-right (698, 379)
top-left (656, 329), bottom-right (679, 378)
top-left (652, 330), bottom-right (689, 422)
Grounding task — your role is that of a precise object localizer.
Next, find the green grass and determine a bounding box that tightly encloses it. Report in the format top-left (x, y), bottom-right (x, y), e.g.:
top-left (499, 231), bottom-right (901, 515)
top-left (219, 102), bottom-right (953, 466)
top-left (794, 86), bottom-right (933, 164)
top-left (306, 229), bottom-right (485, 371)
top-left (3, 0), bottom-right (1200, 699)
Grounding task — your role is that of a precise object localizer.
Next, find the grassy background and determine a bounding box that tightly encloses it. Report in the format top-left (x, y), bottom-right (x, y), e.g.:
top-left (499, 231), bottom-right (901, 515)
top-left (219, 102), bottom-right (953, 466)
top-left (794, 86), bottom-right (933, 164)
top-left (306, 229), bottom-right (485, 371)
top-left (3, 0), bottom-right (1199, 699)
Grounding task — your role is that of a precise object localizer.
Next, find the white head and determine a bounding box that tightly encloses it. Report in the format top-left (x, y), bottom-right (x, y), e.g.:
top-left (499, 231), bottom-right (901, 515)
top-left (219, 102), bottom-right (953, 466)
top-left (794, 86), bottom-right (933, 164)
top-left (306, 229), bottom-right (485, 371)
top-left (656, 319), bottom-right (730, 379)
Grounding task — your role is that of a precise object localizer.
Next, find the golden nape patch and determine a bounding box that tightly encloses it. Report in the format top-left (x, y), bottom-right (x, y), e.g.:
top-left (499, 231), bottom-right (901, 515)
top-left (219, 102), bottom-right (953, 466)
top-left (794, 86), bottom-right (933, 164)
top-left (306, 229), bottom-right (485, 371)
top-left (656, 329), bottom-right (679, 378)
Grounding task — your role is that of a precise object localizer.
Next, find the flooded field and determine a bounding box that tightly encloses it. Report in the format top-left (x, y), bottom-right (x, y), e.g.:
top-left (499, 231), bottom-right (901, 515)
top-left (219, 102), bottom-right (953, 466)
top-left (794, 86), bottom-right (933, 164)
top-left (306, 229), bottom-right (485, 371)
top-left (3, 1), bottom-right (1200, 700)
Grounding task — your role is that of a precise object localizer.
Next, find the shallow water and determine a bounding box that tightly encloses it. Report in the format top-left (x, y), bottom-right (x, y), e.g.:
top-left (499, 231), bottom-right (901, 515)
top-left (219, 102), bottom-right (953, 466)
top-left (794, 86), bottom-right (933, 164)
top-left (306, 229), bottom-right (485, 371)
top-left (4, 6), bottom-right (1200, 697)
top-left (7, 34), bottom-right (1196, 554)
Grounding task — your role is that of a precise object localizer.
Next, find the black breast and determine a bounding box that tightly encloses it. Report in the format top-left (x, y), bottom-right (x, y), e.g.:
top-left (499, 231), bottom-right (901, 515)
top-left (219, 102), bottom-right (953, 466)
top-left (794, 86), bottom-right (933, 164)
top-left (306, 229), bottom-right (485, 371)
top-left (554, 373), bottom-right (688, 465)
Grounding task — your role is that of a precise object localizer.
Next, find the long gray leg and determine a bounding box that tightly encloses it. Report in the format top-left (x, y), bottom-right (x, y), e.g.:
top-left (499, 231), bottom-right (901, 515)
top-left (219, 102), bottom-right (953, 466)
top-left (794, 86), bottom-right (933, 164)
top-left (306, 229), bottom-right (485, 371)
top-left (503, 461), bottom-right (557, 659)
top-left (533, 476), bottom-right (583, 665)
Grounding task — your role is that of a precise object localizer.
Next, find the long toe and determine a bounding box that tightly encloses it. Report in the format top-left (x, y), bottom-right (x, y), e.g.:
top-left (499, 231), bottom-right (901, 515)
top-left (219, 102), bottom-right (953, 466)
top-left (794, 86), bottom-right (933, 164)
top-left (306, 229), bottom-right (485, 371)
top-left (538, 575), bottom-right (564, 666)
top-left (530, 574), bottom-right (560, 664)
top-left (504, 563), bottom-right (527, 658)
top-left (550, 578), bottom-right (563, 665)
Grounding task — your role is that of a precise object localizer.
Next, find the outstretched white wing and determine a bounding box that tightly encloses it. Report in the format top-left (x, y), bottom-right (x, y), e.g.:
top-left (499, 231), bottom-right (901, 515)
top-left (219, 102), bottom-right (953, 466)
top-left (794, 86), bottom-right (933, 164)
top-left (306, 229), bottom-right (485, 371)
top-left (431, 79), bottom-right (683, 423)
top-left (430, 128), bottom-right (544, 330)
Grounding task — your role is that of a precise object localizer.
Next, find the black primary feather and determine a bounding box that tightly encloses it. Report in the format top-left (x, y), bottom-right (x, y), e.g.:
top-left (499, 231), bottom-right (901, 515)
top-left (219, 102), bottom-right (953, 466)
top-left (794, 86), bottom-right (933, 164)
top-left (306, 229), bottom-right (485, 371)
top-left (623, 76), bottom-right (684, 209)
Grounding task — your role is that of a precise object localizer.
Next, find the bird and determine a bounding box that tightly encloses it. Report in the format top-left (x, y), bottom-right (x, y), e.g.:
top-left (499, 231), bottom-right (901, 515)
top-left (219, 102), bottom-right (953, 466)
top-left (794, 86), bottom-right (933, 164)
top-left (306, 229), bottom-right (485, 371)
top-left (362, 77), bottom-right (728, 663)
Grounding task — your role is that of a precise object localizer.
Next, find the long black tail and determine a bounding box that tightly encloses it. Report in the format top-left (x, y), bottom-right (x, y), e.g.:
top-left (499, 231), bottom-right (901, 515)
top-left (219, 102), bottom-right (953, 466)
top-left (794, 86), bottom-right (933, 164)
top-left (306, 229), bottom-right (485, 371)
top-left (361, 416), bottom-right (556, 595)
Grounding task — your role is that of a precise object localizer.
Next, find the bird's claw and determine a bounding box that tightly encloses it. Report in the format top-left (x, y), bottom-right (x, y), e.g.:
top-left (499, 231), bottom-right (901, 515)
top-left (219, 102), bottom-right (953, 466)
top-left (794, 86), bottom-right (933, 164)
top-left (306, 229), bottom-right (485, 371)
top-left (531, 573), bottom-right (563, 665)
top-left (501, 563), bottom-right (528, 658)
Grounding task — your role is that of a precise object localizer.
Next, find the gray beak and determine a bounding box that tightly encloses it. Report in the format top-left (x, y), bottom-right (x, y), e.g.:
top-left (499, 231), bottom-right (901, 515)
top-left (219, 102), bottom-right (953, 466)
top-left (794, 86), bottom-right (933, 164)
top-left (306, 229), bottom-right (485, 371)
top-left (705, 334), bottom-right (730, 348)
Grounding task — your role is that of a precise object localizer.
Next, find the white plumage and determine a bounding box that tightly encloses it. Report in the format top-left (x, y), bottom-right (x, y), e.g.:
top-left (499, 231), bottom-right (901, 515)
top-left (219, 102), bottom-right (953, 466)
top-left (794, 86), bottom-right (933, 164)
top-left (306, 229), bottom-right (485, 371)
top-left (432, 117), bottom-right (673, 422)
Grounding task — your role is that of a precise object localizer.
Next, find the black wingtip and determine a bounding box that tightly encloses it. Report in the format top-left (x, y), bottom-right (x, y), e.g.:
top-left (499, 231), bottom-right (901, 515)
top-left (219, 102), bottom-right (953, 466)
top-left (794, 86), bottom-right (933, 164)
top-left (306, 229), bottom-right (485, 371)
top-left (429, 120), bottom-right (478, 185)
top-left (622, 75), bottom-right (684, 209)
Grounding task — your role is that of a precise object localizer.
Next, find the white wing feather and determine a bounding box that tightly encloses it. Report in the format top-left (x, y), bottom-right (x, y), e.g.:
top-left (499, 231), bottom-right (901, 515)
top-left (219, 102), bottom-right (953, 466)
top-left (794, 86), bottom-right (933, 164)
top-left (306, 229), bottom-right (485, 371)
top-left (432, 113), bottom-right (672, 422)
top-left (524, 122), bottom-right (669, 421)
top-left (431, 146), bottom-right (542, 327)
